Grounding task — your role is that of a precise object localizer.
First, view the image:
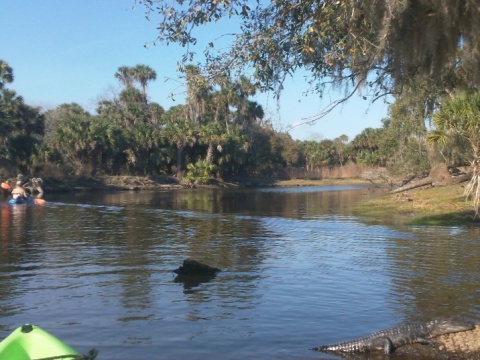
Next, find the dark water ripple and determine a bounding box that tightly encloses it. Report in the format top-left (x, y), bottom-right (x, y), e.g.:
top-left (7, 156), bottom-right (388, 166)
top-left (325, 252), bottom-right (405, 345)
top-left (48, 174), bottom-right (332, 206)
top-left (0, 188), bottom-right (479, 359)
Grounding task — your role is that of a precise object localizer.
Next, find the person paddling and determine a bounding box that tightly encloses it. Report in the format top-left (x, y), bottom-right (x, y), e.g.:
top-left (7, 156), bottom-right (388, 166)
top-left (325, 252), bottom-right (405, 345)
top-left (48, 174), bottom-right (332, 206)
top-left (11, 181), bottom-right (27, 200)
top-left (1, 179), bottom-right (46, 205)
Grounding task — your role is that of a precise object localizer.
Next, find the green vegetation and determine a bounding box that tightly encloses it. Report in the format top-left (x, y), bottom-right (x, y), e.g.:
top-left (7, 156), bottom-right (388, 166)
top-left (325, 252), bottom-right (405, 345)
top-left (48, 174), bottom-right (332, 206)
top-left (0, 61), bottom-right (402, 183)
top-left (0, 60), bottom-right (475, 191)
top-left (429, 92), bottom-right (480, 215)
top-left (354, 183), bottom-right (477, 226)
top-left (2, 1), bottom-right (480, 216)
top-left (140, 1), bottom-right (480, 116)
top-left (182, 160), bottom-right (216, 186)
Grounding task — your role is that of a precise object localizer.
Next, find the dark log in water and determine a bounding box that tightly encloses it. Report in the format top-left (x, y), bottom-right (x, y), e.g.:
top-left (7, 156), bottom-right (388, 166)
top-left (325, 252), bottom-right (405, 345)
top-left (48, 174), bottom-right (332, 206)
top-left (173, 259), bottom-right (221, 276)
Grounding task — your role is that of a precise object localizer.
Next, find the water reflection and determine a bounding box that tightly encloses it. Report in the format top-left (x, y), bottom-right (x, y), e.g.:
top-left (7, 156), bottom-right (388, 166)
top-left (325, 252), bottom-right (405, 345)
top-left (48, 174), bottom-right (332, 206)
top-left (386, 226), bottom-right (480, 322)
top-left (53, 186), bottom-right (382, 218)
top-left (0, 187), bottom-right (478, 359)
top-left (0, 204), bottom-right (30, 242)
top-left (174, 274), bottom-right (217, 292)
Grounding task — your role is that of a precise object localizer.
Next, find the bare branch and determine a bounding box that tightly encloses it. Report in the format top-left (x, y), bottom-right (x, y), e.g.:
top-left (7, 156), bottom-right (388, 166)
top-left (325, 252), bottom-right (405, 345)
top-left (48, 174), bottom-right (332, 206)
top-left (286, 81), bottom-right (362, 132)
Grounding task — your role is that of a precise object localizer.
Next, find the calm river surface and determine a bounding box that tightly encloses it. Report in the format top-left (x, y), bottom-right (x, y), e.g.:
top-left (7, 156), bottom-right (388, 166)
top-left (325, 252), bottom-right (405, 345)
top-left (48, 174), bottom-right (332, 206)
top-left (0, 185), bottom-right (479, 359)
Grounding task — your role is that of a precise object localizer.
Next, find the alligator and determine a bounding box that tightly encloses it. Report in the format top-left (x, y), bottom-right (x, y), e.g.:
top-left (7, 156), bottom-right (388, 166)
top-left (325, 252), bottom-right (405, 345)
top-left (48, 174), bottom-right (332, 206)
top-left (313, 318), bottom-right (475, 354)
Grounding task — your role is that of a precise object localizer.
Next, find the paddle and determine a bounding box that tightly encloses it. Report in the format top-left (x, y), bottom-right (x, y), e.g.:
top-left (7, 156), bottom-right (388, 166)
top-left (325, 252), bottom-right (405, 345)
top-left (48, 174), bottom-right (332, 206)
top-left (34, 198), bottom-right (46, 205)
top-left (20, 175), bottom-right (31, 186)
top-left (1, 182), bottom-right (11, 190)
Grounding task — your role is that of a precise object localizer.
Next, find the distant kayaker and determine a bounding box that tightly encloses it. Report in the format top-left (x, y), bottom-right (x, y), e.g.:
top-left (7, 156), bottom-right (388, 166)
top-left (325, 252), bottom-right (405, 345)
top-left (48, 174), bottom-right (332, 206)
top-left (11, 181), bottom-right (27, 200)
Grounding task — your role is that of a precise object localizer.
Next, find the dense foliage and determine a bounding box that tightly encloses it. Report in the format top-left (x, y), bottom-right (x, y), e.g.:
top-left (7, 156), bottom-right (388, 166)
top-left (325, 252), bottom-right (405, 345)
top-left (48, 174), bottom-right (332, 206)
top-left (0, 58), bottom-right (477, 187)
top-left (429, 92), bottom-right (480, 215)
top-left (0, 61), bottom-right (44, 175)
top-left (138, 1), bottom-right (480, 114)
top-left (1, 60), bottom-right (416, 184)
top-left (1, 51), bottom-right (478, 181)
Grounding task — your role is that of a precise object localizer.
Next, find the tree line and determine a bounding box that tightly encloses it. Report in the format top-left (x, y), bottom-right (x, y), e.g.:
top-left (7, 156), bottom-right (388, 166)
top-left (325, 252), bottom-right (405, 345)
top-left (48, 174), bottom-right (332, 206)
top-left (0, 59), bottom-right (476, 190)
top-left (0, 60), bottom-right (408, 183)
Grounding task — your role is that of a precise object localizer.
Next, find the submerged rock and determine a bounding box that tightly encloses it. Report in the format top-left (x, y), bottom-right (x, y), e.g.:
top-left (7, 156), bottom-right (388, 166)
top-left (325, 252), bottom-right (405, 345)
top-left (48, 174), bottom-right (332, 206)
top-left (173, 259), bottom-right (221, 276)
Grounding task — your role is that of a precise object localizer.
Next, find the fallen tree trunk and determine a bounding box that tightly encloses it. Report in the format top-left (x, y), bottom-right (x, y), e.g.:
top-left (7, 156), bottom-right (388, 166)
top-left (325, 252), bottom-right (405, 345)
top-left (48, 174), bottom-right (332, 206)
top-left (391, 164), bottom-right (472, 194)
top-left (391, 176), bottom-right (433, 193)
top-left (391, 173), bottom-right (472, 193)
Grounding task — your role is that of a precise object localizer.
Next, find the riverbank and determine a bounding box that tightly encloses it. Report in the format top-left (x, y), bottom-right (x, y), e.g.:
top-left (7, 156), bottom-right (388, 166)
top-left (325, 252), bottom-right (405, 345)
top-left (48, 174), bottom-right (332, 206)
top-left (396, 324), bottom-right (480, 359)
top-left (30, 175), bottom-right (374, 192)
top-left (353, 181), bottom-right (479, 226)
top-left (8, 174), bottom-right (479, 225)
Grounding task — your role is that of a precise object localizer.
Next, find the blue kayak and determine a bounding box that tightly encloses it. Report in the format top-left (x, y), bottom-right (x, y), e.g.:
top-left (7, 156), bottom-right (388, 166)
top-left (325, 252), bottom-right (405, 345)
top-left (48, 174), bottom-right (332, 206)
top-left (8, 197), bottom-right (46, 205)
top-left (9, 197), bottom-right (35, 205)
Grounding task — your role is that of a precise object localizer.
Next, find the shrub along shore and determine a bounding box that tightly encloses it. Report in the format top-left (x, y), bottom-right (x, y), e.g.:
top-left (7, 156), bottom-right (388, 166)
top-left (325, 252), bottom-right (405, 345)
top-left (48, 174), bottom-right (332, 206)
top-left (15, 175), bottom-right (372, 193)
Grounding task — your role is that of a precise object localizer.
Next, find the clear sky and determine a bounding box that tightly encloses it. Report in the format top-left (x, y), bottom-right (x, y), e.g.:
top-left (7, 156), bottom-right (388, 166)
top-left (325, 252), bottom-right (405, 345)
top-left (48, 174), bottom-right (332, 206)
top-left (0, 0), bottom-right (389, 141)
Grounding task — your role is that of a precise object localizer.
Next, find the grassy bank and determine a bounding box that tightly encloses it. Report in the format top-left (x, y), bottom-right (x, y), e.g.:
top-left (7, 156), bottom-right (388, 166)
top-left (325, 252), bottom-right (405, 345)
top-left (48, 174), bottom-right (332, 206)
top-left (273, 178), bottom-right (372, 187)
top-left (278, 177), bottom-right (479, 226)
top-left (353, 182), bottom-right (479, 226)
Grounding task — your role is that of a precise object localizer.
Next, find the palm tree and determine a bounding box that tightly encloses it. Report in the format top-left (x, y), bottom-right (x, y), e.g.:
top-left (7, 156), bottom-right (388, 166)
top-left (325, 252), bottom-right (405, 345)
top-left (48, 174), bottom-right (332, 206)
top-left (333, 134), bottom-right (349, 166)
top-left (0, 88), bottom-right (44, 173)
top-left (0, 60), bottom-right (13, 90)
top-left (242, 100), bottom-right (264, 125)
top-left (210, 75), bottom-right (262, 132)
top-left (114, 66), bottom-right (135, 89)
top-left (132, 64), bottom-right (157, 99)
top-left (303, 140), bottom-right (324, 171)
top-left (0, 89), bottom-right (23, 134)
top-left (428, 91), bottom-right (480, 215)
top-left (233, 76), bottom-right (259, 126)
top-left (148, 102), bottom-right (165, 126)
top-left (211, 75), bottom-right (237, 133)
top-left (183, 65), bottom-right (211, 123)
top-left (119, 87), bottom-right (148, 127)
top-left (44, 103), bottom-right (91, 142)
top-left (124, 122), bottom-right (169, 174)
top-left (198, 121), bottom-right (226, 164)
top-left (216, 125), bottom-right (249, 176)
top-left (163, 106), bottom-right (197, 173)
top-left (50, 114), bottom-right (124, 175)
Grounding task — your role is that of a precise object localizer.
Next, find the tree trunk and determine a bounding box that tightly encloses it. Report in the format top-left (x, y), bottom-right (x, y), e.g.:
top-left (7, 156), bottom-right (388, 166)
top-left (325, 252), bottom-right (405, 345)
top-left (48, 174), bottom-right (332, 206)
top-left (391, 163), bottom-right (472, 193)
top-left (206, 143), bottom-right (214, 164)
top-left (390, 176), bottom-right (433, 193)
top-left (176, 144), bottom-right (184, 173)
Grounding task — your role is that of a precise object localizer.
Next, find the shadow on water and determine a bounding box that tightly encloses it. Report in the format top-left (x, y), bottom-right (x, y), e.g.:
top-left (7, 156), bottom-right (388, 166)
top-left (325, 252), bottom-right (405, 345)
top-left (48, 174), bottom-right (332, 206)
top-left (174, 274), bottom-right (218, 293)
top-left (408, 211), bottom-right (477, 226)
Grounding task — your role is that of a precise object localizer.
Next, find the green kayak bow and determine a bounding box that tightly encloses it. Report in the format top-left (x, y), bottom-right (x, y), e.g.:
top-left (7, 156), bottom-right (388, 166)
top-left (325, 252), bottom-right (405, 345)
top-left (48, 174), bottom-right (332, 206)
top-left (0, 324), bottom-right (85, 360)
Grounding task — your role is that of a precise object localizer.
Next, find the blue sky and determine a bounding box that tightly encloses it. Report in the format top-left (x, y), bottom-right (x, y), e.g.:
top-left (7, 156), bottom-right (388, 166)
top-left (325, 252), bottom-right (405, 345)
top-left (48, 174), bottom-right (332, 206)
top-left (1, 0), bottom-right (389, 141)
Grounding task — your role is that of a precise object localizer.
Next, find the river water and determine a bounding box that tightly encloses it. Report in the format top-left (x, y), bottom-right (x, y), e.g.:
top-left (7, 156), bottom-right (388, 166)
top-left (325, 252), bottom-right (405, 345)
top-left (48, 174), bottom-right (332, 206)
top-left (0, 186), bottom-right (478, 359)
